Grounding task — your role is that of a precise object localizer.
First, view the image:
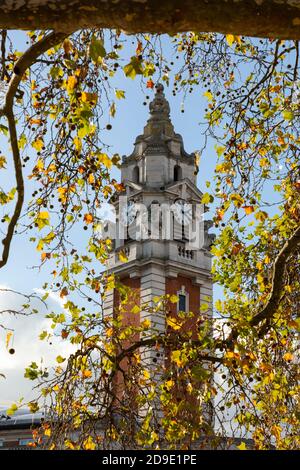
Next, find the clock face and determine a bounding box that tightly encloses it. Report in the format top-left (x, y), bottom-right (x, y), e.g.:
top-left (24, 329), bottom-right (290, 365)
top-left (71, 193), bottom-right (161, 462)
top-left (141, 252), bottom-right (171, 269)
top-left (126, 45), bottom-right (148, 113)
top-left (173, 199), bottom-right (193, 225)
top-left (120, 200), bottom-right (136, 225)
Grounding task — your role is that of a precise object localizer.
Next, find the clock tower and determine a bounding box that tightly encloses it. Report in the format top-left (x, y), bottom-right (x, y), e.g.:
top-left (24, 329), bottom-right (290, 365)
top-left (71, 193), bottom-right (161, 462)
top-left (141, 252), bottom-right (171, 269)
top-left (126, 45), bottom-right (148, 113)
top-left (103, 83), bottom-right (214, 379)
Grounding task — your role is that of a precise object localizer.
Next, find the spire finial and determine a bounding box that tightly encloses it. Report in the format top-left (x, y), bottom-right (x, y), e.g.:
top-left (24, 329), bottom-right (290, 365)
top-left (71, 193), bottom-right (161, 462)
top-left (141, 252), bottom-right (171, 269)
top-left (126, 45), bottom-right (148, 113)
top-left (149, 82), bottom-right (170, 119)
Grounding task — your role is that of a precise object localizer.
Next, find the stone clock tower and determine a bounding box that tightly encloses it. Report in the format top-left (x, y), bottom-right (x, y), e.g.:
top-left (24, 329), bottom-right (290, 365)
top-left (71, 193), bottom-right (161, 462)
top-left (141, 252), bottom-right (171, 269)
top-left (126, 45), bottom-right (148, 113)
top-left (103, 83), bottom-right (214, 349)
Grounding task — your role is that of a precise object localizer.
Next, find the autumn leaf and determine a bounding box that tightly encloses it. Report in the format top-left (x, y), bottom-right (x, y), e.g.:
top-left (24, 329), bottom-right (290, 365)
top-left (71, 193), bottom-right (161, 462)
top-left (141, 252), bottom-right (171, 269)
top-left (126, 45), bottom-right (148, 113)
top-left (60, 287), bottom-right (68, 298)
top-left (123, 56), bottom-right (144, 79)
top-left (83, 436), bottom-right (96, 450)
top-left (110, 102), bottom-right (116, 118)
top-left (81, 91), bottom-right (98, 104)
top-left (56, 355), bottom-right (66, 364)
top-left (243, 205), bottom-right (255, 215)
top-left (98, 153), bottom-right (112, 169)
top-left (118, 250), bottom-right (128, 263)
top-left (84, 213), bottom-right (93, 224)
top-left (82, 369), bottom-right (92, 379)
top-left (115, 89), bottom-right (125, 99)
top-left (226, 34), bottom-right (234, 47)
top-left (166, 317), bottom-right (182, 331)
top-left (283, 352), bottom-right (293, 362)
top-left (89, 35), bottom-right (106, 63)
top-left (136, 41), bottom-right (143, 56)
top-left (32, 138), bottom-right (44, 151)
top-left (237, 442), bottom-right (247, 450)
top-left (169, 294), bottom-right (178, 304)
top-left (63, 38), bottom-right (73, 55)
top-left (66, 75), bottom-right (77, 93)
top-left (146, 79), bottom-right (154, 89)
top-left (5, 331), bottom-right (12, 349)
top-left (203, 90), bottom-right (213, 101)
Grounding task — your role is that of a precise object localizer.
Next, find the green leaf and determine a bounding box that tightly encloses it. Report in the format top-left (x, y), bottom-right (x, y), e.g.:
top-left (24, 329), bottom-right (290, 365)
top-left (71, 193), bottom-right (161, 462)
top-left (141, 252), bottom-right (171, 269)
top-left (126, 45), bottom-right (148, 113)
top-left (201, 193), bottom-right (214, 204)
top-left (24, 362), bottom-right (39, 380)
top-left (39, 331), bottom-right (48, 340)
top-left (89, 35), bottom-right (106, 63)
top-left (123, 56), bottom-right (144, 79)
top-left (56, 355), bottom-right (66, 364)
top-left (282, 110), bottom-right (294, 121)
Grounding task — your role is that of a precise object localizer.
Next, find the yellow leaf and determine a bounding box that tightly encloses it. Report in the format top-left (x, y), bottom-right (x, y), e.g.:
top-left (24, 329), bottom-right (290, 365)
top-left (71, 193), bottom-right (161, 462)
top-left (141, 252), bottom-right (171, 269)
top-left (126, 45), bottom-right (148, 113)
top-left (169, 294), bottom-right (178, 304)
top-left (73, 136), bottom-right (82, 152)
top-left (66, 75), bottom-right (77, 92)
top-left (283, 352), bottom-right (293, 361)
top-left (6, 332), bottom-right (12, 349)
top-left (105, 327), bottom-right (113, 337)
top-left (131, 305), bottom-right (140, 314)
top-left (230, 193), bottom-right (244, 207)
top-left (203, 90), bottom-right (213, 101)
top-left (88, 173), bottom-right (95, 184)
top-left (38, 211), bottom-right (49, 220)
top-left (83, 436), bottom-right (96, 450)
top-left (81, 91), bottom-right (98, 104)
top-left (44, 428), bottom-right (51, 437)
top-left (271, 424), bottom-right (282, 441)
top-left (98, 153), bottom-right (112, 169)
top-left (118, 250), bottom-right (128, 263)
top-left (141, 319), bottom-right (151, 329)
top-left (237, 442), bottom-right (247, 450)
top-left (143, 369), bottom-right (150, 380)
top-left (260, 157), bottom-right (270, 167)
top-left (226, 34), bottom-right (234, 47)
top-left (166, 317), bottom-right (182, 331)
top-left (32, 138), bottom-right (44, 151)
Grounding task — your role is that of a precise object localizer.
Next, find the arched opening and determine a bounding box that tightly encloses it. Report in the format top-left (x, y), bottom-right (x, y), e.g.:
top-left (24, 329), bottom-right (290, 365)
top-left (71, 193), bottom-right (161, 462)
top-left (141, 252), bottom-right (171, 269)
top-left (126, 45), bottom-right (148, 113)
top-left (174, 164), bottom-right (182, 182)
top-left (132, 165), bottom-right (140, 183)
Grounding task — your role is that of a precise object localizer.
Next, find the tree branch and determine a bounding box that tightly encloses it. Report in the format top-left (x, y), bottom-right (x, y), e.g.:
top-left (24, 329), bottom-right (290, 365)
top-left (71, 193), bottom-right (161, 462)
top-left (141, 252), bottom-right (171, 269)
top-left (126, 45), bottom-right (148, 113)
top-left (250, 224), bottom-right (300, 328)
top-left (0, 1), bottom-right (299, 39)
top-left (0, 31), bottom-right (70, 269)
top-left (0, 108), bottom-right (24, 269)
top-left (227, 224), bottom-right (300, 346)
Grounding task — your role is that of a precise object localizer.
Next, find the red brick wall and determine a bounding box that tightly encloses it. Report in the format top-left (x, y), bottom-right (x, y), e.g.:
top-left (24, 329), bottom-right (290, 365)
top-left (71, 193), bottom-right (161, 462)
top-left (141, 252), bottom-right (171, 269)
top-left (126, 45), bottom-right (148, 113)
top-left (166, 275), bottom-right (200, 338)
top-left (113, 277), bottom-right (141, 402)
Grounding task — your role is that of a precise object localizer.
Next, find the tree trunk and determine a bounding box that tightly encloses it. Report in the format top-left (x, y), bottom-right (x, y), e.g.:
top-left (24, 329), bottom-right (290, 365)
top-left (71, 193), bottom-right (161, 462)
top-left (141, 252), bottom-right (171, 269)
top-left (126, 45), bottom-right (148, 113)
top-left (0, 0), bottom-right (299, 39)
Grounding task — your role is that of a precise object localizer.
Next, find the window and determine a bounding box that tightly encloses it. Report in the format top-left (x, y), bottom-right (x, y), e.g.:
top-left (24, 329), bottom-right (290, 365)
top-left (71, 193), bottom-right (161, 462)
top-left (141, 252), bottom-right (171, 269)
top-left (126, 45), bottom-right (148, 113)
top-left (177, 286), bottom-right (189, 313)
top-left (133, 165), bottom-right (140, 183)
top-left (174, 165), bottom-right (182, 182)
top-left (178, 294), bottom-right (186, 312)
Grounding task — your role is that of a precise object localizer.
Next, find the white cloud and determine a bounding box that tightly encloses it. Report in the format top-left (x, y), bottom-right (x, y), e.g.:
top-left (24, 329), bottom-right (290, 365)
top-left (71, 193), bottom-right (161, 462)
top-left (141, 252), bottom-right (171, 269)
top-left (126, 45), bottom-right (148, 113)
top-left (0, 285), bottom-right (76, 407)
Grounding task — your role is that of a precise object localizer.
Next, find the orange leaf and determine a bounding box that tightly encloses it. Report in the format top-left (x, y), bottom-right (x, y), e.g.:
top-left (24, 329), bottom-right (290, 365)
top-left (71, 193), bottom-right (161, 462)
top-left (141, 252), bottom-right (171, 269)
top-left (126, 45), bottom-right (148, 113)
top-left (136, 40), bottom-right (143, 56)
top-left (84, 213), bottom-right (93, 224)
top-left (283, 352), bottom-right (293, 362)
top-left (60, 287), bottom-right (68, 298)
top-left (243, 205), bottom-right (254, 215)
top-left (146, 79), bottom-right (154, 89)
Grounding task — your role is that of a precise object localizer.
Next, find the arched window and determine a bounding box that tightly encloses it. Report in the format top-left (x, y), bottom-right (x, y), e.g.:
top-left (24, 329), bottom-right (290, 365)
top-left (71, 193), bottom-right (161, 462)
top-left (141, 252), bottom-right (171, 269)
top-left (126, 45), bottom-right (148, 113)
top-left (174, 164), bottom-right (182, 182)
top-left (133, 165), bottom-right (140, 183)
